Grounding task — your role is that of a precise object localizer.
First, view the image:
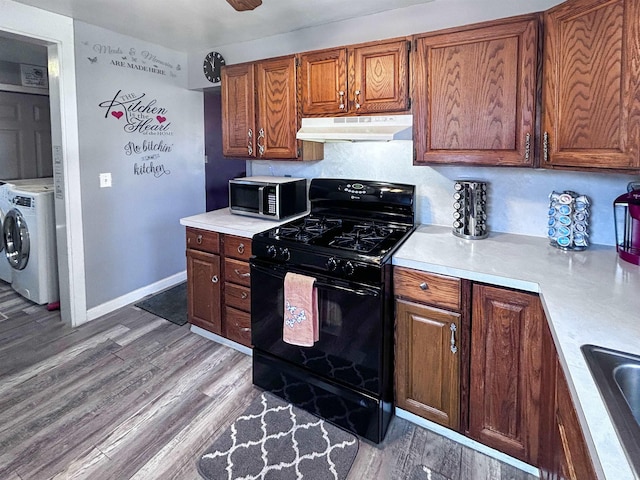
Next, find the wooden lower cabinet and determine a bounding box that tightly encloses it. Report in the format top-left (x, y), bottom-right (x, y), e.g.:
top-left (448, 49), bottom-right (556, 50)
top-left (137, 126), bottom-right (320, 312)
top-left (394, 269), bottom-right (599, 473)
top-left (539, 324), bottom-right (598, 480)
top-left (186, 229), bottom-right (253, 348)
top-left (469, 284), bottom-right (543, 465)
top-left (186, 244), bottom-right (221, 334)
top-left (395, 299), bottom-right (461, 429)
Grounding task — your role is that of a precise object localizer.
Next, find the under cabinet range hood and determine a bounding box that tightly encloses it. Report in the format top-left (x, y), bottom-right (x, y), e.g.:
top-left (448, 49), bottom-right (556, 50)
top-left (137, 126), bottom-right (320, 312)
top-left (296, 114), bottom-right (413, 142)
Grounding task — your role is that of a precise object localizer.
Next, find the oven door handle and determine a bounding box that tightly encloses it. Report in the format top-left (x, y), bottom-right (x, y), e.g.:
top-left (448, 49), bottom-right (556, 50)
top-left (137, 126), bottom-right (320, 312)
top-left (250, 262), bottom-right (380, 297)
top-left (315, 281), bottom-right (379, 297)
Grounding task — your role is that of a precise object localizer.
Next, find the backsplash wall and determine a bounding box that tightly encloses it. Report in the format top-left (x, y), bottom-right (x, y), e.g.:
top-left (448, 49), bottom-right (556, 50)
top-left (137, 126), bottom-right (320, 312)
top-left (249, 141), bottom-right (640, 246)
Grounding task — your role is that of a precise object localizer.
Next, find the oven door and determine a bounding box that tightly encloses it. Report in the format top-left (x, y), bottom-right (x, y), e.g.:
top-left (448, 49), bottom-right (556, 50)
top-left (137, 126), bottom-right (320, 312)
top-left (251, 257), bottom-right (384, 396)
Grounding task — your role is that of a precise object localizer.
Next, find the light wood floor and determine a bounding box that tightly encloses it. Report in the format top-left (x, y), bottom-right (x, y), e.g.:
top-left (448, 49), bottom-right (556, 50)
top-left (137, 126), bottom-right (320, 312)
top-left (0, 281), bottom-right (536, 480)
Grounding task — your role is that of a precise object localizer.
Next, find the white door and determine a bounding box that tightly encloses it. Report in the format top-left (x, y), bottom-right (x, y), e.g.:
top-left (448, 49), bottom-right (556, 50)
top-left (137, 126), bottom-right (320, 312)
top-left (0, 90), bottom-right (52, 179)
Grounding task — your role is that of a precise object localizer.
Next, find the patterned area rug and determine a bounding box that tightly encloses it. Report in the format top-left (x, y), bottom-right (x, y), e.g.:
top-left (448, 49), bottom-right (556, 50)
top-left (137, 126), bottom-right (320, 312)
top-left (197, 392), bottom-right (359, 480)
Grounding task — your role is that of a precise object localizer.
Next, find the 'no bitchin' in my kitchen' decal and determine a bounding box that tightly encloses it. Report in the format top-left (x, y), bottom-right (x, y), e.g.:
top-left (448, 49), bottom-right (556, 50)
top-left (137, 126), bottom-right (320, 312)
top-left (99, 90), bottom-right (173, 178)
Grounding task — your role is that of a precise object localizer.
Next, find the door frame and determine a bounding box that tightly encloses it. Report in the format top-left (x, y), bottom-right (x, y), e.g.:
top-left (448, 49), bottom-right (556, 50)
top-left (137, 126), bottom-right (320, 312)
top-left (1, 5), bottom-right (87, 326)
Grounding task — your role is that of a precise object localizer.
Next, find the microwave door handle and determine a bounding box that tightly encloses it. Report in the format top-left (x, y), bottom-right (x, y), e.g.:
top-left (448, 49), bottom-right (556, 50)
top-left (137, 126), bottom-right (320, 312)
top-left (258, 186), bottom-right (265, 214)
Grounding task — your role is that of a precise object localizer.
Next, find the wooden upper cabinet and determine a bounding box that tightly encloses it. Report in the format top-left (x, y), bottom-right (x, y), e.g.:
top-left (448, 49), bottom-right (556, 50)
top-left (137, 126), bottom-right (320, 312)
top-left (542, 0), bottom-right (640, 171)
top-left (300, 48), bottom-right (348, 115)
top-left (413, 15), bottom-right (539, 166)
top-left (221, 57), bottom-right (321, 160)
top-left (255, 56), bottom-right (299, 159)
top-left (299, 39), bottom-right (410, 116)
top-left (469, 284), bottom-right (543, 465)
top-left (350, 40), bottom-right (410, 114)
top-left (221, 62), bottom-right (255, 158)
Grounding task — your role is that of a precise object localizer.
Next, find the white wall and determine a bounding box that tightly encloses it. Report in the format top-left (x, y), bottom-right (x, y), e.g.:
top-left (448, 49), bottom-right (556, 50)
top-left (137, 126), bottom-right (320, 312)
top-left (74, 21), bottom-right (205, 309)
top-left (189, 0), bottom-right (640, 246)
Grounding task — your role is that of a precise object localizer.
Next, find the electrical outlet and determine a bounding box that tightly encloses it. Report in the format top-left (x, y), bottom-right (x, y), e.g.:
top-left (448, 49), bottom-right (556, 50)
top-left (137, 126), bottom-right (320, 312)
top-left (99, 173), bottom-right (112, 188)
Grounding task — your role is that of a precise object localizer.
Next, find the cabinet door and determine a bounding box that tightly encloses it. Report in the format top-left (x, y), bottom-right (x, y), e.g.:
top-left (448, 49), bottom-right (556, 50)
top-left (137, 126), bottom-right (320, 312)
top-left (187, 249), bottom-right (221, 334)
top-left (299, 48), bottom-right (348, 115)
top-left (542, 0), bottom-right (640, 171)
top-left (413, 15), bottom-right (538, 166)
top-left (255, 56), bottom-right (299, 159)
top-left (396, 300), bottom-right (461, 430)
top-left (350, 40), bottom-right (410, 114)
top-left (221, 63), bottom-right (256, 158)
top-left (469, 284), bottom-right (543, 464)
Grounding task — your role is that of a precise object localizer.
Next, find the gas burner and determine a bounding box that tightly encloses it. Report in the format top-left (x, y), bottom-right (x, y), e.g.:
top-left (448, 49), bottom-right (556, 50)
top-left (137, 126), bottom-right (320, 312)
top-left (275, 216), bottom-right (342, 243)
top-left (329, 222), bottom-right (395, 253)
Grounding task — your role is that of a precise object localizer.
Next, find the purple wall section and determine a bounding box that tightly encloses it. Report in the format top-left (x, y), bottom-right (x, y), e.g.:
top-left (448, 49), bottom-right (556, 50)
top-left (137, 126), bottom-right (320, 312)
top-left (204, 89), bottom-right (246, 211)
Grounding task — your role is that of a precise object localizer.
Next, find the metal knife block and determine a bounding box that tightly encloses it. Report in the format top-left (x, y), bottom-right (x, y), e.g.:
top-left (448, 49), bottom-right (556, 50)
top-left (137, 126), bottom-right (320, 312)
top-left (452, 180), bottom-right (488, 239)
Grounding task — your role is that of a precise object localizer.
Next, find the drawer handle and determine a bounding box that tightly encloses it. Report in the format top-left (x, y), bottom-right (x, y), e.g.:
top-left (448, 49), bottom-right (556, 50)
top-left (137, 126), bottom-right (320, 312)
top-left (450, 323), bottom-right (458, 354)
top-left (196, 234), bottom-right (203, 245)
top-left (237, 243), bottom-right (245, 255)
top-left (240, 327), bottom-right (251, 333)
top-left (419, 282), bottom-right (428, 291)
top-left (212, 275), bottom-right (219, 283)
top-left (234, 269), bottom-right (251, 278)
top-left (240, 291), bottom-right (248, 299)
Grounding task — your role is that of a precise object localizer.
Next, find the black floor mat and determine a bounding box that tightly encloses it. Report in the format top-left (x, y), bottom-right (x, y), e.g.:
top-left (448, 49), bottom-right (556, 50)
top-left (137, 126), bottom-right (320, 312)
top-left (135, 282), bottom-right (188, 326)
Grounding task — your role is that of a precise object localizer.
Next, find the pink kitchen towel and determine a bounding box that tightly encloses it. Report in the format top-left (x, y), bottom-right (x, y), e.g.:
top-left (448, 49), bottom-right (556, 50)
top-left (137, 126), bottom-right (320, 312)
top-left (283, 272), bottom-right (319, 347)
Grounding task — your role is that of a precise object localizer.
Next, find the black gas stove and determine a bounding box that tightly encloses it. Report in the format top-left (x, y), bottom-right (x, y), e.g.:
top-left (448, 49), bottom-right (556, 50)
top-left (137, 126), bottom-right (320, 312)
top-left (252, 179), bottom-right (415, 283)
top-left (251, 178), bottom-right (415, 443)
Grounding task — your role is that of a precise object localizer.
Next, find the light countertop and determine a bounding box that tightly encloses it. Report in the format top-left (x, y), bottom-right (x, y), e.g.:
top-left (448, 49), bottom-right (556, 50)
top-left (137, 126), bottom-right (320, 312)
top-left (393, 224), bottom-right (640, 480)
top-left (179, 208), bottom-right (307, 237)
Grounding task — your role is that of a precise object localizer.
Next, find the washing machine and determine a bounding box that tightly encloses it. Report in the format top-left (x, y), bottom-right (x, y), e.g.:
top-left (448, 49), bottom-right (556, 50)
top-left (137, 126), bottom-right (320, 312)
top-left (0, 178), bottom-right (54, 285)
top-left (2, 182), bottom-right (58, 304)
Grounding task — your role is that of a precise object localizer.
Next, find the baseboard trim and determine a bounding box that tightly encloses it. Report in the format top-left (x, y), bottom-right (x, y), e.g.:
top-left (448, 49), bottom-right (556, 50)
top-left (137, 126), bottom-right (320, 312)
top-left (395, 408), bottom-right (540, 477)
top-left (86, 271), bottom-right (187, 322)
top-left (190, 325), bottom-right (253, 356)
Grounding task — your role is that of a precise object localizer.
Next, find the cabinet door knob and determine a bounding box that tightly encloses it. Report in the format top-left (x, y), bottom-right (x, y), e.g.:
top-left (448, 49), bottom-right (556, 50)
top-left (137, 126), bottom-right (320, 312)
top-left (257, 128), bottom-right (265, 157)
top-left (419, 282), bottom-right (428, 291)
top-left (211, 275), bottom-right (219, 283)
top-left (355, 89), bottom-right (361, 110)
top-left (196, 234), bottom-right (203, 245)
top-left (338, 90), bottom-right (345, 110)
top-left (241, 291), bottom-right (248, 299)
top-left (234, 269), bottom-right (251, 278)
top-left (237, 243), bottom-right (245, 254)
top-left (247, 129), bottom-right (253, 156)
top-left (450, 323), bottom-right (458, 354)
top-left (543, 131), bottom-right (549, 162)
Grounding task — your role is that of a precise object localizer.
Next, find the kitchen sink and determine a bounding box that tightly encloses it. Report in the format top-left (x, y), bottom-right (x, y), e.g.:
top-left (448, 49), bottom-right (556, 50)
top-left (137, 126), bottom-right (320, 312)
top-left (582, 344), bottom-right (640, 478)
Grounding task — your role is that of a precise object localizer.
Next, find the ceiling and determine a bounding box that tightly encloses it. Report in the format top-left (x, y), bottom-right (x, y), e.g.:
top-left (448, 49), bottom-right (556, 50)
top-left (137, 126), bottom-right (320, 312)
top-left (10, 0), bottom-right (436, 52)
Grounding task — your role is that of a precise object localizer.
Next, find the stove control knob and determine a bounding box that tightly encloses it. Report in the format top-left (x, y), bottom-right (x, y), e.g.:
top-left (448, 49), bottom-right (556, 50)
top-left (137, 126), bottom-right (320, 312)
top-left (342, 261), bottom-right (355, 276)
top-left (266, 245), bottom-right (277, 258)
top-left (327, 257), bottom-right (339, 271)
top-left (280, 247), bottom-right (291, 261)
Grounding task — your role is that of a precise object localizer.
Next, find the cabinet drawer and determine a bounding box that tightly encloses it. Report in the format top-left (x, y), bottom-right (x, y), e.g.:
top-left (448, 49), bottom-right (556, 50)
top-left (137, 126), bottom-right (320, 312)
top-left (223, 235), bottom-right (252, 261)
top-left (225, 258), bottom-right (251, 287)
top-left (394, 267), bottom-right (461, 311)
top-left (225, 282), bottom-right (251, 312)
top-left (225, 306), bottom-right (251, 347)
top-left (186, 228), bottom-right (219, 254)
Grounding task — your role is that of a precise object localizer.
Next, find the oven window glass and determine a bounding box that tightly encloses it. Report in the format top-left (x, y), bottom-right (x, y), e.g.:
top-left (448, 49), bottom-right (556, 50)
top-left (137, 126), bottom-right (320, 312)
top-left (252, 264), bottom-right (383, 395)
top-left (230, 184), bottom-right (259, 212)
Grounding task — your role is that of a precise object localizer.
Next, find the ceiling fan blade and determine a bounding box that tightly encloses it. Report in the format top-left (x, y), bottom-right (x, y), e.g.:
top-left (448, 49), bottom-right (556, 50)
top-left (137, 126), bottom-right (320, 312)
top-left (226, 0), bottom-right (262, 11)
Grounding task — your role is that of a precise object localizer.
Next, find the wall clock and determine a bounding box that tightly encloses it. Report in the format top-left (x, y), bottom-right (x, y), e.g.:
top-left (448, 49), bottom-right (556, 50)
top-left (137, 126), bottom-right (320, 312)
top-left (203, 51), bottom-right (225, 83)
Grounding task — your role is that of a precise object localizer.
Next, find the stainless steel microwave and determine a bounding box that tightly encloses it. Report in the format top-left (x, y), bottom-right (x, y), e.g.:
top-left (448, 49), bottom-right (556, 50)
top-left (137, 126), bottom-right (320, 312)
top-left (228, 176), bottom-right (308, 220)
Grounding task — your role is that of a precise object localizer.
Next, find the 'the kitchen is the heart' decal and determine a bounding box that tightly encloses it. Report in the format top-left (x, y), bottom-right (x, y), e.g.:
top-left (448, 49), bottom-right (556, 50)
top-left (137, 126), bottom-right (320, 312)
top-left (98, 89), bottom-right (174, 179)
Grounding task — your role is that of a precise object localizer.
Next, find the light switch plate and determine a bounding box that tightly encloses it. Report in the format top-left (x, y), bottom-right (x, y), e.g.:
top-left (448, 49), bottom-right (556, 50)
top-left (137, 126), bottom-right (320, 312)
top-left (99, 172), bottom-right (112, 188)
